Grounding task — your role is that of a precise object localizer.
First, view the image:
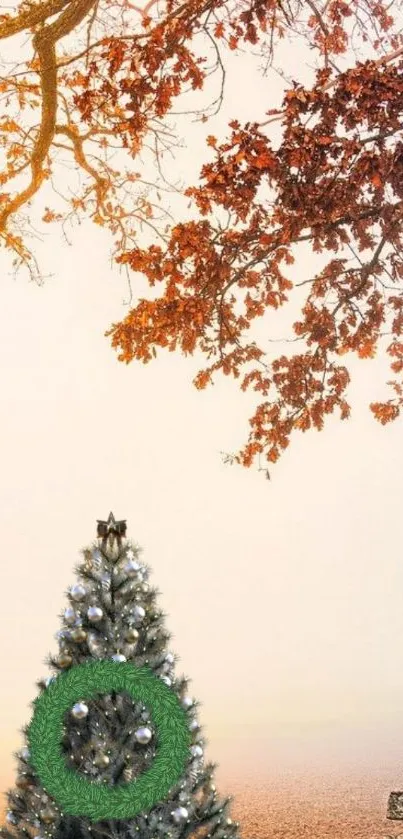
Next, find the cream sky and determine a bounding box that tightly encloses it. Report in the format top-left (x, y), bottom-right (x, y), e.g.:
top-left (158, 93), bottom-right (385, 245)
top-left (1, 11), bottom-right (403, 813)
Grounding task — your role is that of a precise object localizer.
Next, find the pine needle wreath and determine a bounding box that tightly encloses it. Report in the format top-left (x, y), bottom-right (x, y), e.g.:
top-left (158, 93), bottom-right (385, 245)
top-left (26, 660), bottom-right (192, 822)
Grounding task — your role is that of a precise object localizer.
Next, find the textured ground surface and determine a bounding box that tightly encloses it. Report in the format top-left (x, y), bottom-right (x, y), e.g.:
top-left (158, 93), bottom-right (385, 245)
top-left (222, 770), bottom-right (403, 839)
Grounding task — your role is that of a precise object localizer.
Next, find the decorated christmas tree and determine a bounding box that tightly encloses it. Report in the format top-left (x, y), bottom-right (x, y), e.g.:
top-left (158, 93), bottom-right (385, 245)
top-left (1, 514), bottom-right (241, 839)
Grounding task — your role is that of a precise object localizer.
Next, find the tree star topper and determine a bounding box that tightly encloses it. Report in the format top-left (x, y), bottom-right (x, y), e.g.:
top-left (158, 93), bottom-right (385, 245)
top-left (96, 513), bottom-right (127, 547)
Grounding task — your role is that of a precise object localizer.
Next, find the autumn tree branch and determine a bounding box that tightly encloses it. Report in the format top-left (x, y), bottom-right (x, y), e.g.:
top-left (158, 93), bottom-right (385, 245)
top-left (0, 0), bottom-right (70, 40)
top-left (0, 0), bottom-right (98, 235)
top-left (258, 43), bottom-right (403, 128)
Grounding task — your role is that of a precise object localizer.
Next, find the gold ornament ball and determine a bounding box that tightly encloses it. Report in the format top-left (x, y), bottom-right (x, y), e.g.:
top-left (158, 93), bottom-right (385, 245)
top-left (58, 652), bottom-right (72, 668)
top-left (94, 752), bottom-right (110, 768)
top-left (71, 628), bottom-right (87, 642)
top-left (125, 627), bottom-right (139, 643)
top-left (16, 776), bottom-right (33, 790)
top-left (40, 809), bottom-right (57, 824)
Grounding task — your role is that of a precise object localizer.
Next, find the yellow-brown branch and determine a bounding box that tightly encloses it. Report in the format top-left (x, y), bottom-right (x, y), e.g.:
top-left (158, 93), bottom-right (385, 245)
top-left (0, 0), bottom-right (98, 236)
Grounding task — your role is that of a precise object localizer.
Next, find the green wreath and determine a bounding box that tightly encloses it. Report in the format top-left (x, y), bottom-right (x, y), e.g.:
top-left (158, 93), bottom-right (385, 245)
top-left (26, 660), bottom-right (192, 822)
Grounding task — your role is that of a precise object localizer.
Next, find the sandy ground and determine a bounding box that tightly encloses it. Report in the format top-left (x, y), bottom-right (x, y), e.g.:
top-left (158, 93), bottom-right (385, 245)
top-left (221, 770), bottom-right (403, 839)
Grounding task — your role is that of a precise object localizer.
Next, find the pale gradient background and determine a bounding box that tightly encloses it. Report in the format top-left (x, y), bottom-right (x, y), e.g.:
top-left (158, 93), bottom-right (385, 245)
top-left (1, 15), bottom-right (403, 828)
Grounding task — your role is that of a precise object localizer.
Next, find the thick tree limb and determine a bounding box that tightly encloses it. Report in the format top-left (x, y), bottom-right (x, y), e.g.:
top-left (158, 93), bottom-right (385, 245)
top-left (0, 0), bottom-right (98, 234)
top-left (0, 0), bottom-right (70, 40)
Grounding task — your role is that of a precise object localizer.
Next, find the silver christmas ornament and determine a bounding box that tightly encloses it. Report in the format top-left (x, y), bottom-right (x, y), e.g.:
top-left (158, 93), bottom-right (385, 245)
top-left (123, 766), bottom-right (134, 782)
top-left (126, 548), bottom-right (135, 560)
top-left (45, 676), bottom-right (56, 687)
top-left (101, 573), bottom-right (111, 590)
top-left (190, 745), bottom-right (203, 758)
top-left (189, 719), bottom-right (199, 731)
top-left (71, 702), bottom-right (89, 719)
top-left (165, 653), bottom-right (174, 664)
top-left (124, 559), bottom-right (142, 577)
top-left (112, 654), bottom-right (126, 662)
top-left (70, 584), bottom-right (86, 601)
top-left (64, 607), bottom-right (77, 625)
top-left (20, 747), bottom-right (30, 761)
top-left (134, 727), bottom-right (152, 744)
top-left (92, 550), bottom-right (102, 568)
top-left (87, 606), bottom-right (103, 622)
top-left (182, 696), bottom-right (193, 709)
top-left (161, 676), bottom-right (172, 686)
top-left (6, 813), bottom-right (17, 825)
top-left (132, 605), bottom-right (145, 622)
top-left (171, 807), bottom-right (188, 824)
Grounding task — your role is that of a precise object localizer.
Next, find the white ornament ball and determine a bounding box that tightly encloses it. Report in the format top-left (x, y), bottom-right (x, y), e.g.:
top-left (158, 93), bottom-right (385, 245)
top-left (161, 676), bottom-right (172, 686)
top-left (87, 606), bottom-right (103, 622)
top-left (64, 607), bottom-right (77, 625)
top-left (124, 559), bottom-right (142, 577)
top-left (70, 584), bottom-right (86, 602)
top-left (112, 654), bottom-right (126, 662)
top-left (190, 745), bottom-right (203, 758)
top-left (132, 605), bottom-right (145, 622)
top-left (71, 702), bottom-right (89, 719)
top-left (171, 807), bottom-right (188, 824)
top-left (165, 653), bottom-right (174, 664)
top-left (134, 726), bottom-right (152, 744)
top-left (189, 719), bottom-right (199, 731)
top-left (182, 696), bottom-right (193, 710)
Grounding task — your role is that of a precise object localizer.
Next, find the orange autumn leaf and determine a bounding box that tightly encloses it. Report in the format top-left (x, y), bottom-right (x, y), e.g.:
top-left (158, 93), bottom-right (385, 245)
top-left (370, 402), bottom-right (400, 424)
top-left (358, 341), bottom-right (377, 359)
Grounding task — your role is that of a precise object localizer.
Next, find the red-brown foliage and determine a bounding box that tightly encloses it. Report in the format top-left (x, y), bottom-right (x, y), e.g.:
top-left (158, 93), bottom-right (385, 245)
top-left (1, 1), bottom-right (403, 469)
